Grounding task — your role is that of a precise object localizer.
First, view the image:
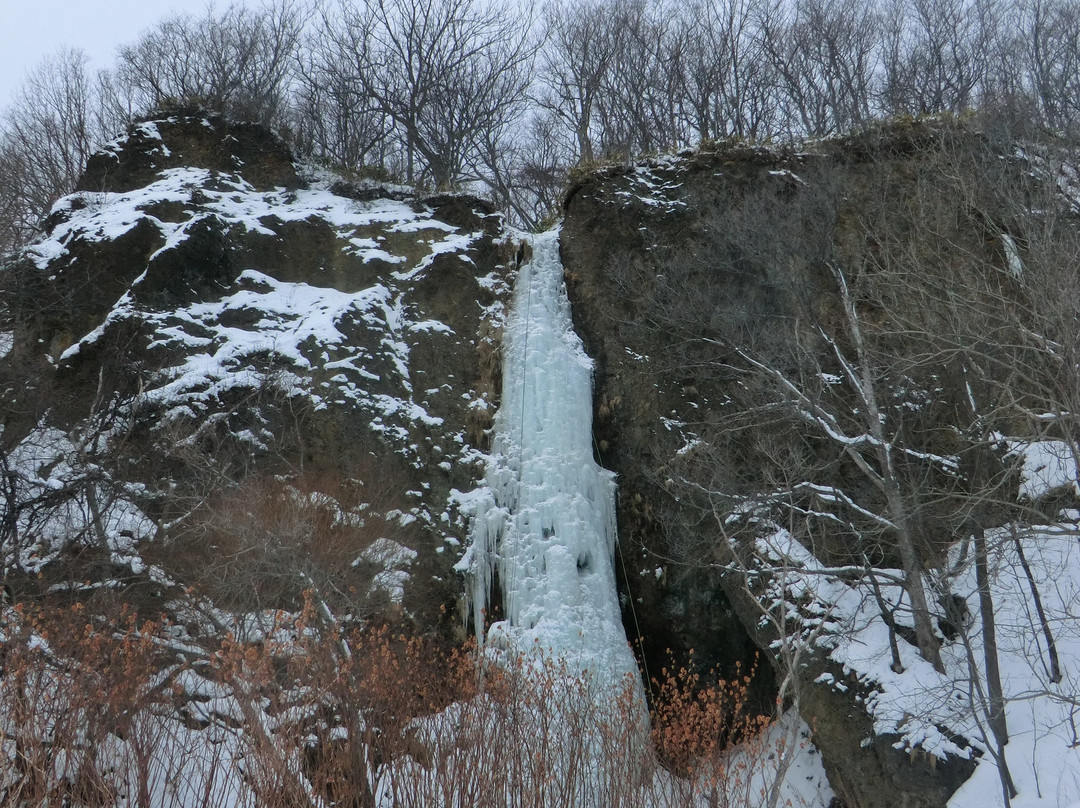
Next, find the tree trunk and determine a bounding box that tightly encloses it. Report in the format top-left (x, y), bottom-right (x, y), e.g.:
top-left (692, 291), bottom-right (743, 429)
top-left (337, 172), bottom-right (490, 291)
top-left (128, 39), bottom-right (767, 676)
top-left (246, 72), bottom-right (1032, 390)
top-left (837, 263), bottom-right (945, 673)
top-left (1011, 525), bottom-right (1062, 683)
top-left (886, 475), bottom-right (945, 673)
top-left (975, 527), bottom-right (1008, 746)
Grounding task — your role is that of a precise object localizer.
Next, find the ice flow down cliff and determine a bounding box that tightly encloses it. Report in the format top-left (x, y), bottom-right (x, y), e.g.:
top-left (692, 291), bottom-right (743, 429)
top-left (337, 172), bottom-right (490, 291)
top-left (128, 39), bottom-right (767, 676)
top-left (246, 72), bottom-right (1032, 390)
top-left (459, 229), bottom-right (640, 689)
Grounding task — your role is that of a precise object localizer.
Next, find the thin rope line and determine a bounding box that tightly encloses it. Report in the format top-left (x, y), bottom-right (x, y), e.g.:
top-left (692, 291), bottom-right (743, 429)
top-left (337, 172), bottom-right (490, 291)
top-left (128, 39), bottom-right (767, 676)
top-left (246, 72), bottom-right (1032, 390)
top-left (599, 433), bottom-right (656, 708)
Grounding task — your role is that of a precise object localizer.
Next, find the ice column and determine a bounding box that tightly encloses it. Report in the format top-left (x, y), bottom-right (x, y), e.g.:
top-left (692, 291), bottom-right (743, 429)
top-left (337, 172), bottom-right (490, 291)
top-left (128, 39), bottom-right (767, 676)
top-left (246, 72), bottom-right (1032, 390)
top-left (461, 228), bottom-right (640, 688)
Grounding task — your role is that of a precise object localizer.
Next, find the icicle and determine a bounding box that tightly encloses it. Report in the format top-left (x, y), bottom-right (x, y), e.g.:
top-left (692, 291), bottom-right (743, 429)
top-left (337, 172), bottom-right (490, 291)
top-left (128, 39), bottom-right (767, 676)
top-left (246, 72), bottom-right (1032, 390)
top-left (460, 228), bottom-right (640, 690)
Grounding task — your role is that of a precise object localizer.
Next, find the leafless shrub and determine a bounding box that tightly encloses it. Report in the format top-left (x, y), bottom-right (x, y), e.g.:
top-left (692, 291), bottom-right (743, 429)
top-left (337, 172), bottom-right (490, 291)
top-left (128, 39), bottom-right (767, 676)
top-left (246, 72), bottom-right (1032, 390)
top-left (0, 598), bottom-right (787, 808)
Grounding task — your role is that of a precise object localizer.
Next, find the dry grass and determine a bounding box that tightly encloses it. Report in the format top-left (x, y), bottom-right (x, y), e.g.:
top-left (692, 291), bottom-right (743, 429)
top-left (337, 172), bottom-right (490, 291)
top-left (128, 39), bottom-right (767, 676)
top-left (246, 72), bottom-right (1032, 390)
top-left (0, 600), bottom-right (795, 808)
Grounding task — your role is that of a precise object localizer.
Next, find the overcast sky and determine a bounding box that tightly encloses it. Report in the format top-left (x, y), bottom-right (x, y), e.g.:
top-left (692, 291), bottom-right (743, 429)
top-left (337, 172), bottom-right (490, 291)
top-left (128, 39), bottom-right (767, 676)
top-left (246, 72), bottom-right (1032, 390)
top-left (0, 2), bottom-right (214, 110)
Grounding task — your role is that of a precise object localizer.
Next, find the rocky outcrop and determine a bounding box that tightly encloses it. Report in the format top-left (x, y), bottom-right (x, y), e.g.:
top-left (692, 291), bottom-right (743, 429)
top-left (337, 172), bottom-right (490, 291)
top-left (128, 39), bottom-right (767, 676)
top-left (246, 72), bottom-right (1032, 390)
top-left (561, 120), bottom-right (1047, 807)
top-left (0, 109), bottom-right (515, 635)
top-left (77, 106), bottom-right (302, 194)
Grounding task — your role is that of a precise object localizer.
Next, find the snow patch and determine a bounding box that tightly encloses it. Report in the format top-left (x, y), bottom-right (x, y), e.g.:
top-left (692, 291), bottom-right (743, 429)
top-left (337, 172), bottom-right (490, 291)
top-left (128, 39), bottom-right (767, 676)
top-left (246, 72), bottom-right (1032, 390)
top-left (1009, 439), bottom-right (1079, 500)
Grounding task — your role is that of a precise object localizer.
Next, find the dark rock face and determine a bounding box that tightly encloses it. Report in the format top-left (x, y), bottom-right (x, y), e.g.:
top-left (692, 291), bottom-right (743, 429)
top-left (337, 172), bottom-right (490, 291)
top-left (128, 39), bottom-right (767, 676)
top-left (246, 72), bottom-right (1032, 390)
top-left (78, 108), bottom-right (302, 194)
top-left (1, 110), bottom-right (514, 636)
top-left (559, 122), bottom-right (1032, 807)
top-left (561, 144), bottom-right (820, 707)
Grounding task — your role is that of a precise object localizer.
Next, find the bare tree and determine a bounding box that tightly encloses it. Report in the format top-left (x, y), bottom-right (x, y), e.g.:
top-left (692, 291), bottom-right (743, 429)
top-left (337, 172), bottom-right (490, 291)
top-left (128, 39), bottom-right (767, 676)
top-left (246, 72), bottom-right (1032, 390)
top-left (592, 0), bottom-right (686, 157)
top-left (323, 0), bottom-right (534, 189)
top-left (721, 265), bottom-right (947, 671)
top-left (292, 11), bottom-right (393, 176)
top-left (496, 109), bottom-right (574, 228)
top-left (1021, 0), bottom-right (1080, 136)
top-left (536, 0), bottom-right (626, 164)
top-left (0, 48), bottom-right (113, 253)
top-left (672, 0), bottom-right (778, 142)
top-left (880, 0), bottom-right (1004, 116)
top-left (841, 130), bottom-right (1080, 804)
top-left (0, 140), bottom-right (38, 255)
top-left (114, 1), bottom-right (305, 126)
top-left (761, 0), bottom-right (880, 136)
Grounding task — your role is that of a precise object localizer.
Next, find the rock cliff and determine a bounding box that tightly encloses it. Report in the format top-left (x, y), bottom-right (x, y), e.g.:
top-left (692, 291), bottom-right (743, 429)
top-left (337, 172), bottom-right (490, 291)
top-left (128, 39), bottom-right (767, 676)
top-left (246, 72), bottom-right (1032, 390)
top-left (0, 108), bottom-right (515, 635)
top-left (561, 120), bottom-right (1078, 807)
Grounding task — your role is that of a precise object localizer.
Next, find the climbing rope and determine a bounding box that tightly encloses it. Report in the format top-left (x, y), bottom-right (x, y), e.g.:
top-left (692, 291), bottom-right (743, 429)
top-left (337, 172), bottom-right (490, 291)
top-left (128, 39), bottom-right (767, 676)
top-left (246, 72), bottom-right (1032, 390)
top-left (595, 428), bottom-right (656, 708)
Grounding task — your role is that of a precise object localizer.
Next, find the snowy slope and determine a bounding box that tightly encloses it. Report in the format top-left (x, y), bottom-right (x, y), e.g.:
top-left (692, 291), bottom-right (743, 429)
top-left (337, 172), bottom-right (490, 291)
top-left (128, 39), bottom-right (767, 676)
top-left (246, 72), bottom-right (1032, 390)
top-left (748, 505), bottom-right (1080, 806)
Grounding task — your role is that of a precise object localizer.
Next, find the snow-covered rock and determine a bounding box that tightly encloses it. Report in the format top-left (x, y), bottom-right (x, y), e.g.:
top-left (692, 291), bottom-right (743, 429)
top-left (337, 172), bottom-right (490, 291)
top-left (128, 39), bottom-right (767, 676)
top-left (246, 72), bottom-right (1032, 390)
top-left (0, 109), bottom-right (514, 628)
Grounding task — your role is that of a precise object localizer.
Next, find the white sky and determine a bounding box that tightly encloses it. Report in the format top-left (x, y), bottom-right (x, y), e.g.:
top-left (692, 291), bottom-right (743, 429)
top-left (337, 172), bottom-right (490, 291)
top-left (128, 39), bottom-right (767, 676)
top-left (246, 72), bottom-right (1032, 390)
top-left (0, 2), bottom-right (213, 109)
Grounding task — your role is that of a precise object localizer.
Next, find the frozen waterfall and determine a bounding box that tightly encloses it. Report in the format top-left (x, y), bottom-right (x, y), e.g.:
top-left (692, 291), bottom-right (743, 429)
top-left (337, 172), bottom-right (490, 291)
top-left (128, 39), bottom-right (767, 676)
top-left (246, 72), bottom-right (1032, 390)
top-left (459, 228), bottom-right (641, 689)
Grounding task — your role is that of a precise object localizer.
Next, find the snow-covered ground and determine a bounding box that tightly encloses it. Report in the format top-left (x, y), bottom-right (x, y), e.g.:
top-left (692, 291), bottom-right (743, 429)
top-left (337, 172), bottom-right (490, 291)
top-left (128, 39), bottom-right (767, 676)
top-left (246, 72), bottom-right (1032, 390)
top-left (750, 440), bottom-right (1080, 807)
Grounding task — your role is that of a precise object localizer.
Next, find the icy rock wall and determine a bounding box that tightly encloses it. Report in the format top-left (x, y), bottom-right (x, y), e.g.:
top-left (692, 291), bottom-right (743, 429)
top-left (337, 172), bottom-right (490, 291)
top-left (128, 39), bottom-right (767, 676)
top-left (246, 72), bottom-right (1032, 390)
top-left (461, 229), bottom-right (640, 688)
